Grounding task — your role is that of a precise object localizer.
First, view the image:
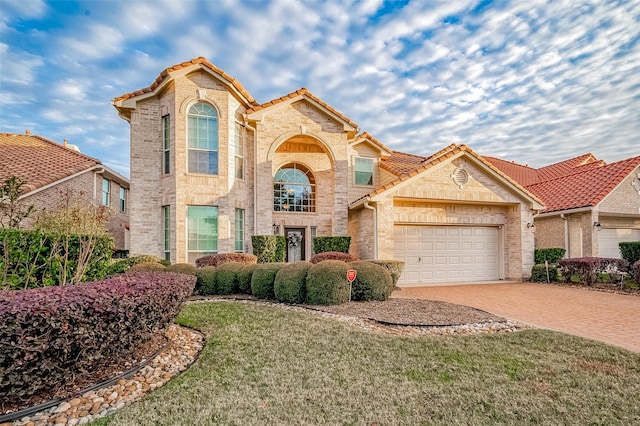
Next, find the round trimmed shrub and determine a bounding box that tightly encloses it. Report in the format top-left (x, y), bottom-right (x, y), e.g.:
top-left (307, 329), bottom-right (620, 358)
top-left (530, 264), bottom-right (558, 282)
top-left (216, 263), bottom-right (244, 295)
top-left (309, 251), bottom-right (358, 264)
top-left (127, 262), bottom-right (166, 273)
top-left (274, 261), bottom-right (313, 304)
top-left (165, 263), bottom-right (197, 276)
top-left (305, 260), bottom-right (350, 305)
top-left (348, 261), bottom-right (393, 301)
top-left (195, 266), bottom-right (217, 295)
top-left (251, 263), bottom-right (285, 299)
top-left (195, 253), bottom-right (258, 268)
top-left (237, 264), bottom-right (258, 294)
top-left (366, 260), bottom-right (405, 287)
top-left (107, 254), bottom-right (171, 275)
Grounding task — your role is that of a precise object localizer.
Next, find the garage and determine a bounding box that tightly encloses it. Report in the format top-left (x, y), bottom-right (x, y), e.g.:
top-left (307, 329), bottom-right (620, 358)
top-left (598, 228), bottom-right (640, 259)
top-left (394, 225), bottom-right (501, 285)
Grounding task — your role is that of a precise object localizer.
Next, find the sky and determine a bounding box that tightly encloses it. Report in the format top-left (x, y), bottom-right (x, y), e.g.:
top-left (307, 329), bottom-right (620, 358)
top-left (1, 0), bottom-right (639, 178)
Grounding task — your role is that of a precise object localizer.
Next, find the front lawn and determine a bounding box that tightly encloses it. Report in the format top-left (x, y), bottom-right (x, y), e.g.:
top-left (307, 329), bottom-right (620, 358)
top-left (95, 301), bottom-right (640, 425)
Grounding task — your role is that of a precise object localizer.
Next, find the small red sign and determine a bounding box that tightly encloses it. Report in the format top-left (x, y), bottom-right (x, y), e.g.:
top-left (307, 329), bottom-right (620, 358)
top-left (347, 269), bottom-right (357, 282)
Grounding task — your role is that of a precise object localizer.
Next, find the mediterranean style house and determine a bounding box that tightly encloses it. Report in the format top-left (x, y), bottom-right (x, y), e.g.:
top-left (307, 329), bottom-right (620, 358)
top-left (0, 131), bottom-right (130, 251)
top-left (113, 57), bottom-right (544, 285)
top-left (487, 154), bottom-right (640, 259)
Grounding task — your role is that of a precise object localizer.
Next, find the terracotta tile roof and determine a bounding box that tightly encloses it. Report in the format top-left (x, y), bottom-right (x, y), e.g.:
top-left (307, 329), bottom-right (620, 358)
top-left (246, 88), bottom-right (358, 129)
top-left (481, 156), bottom-right (540, 186)
top-left (526, 156), bottom-right (640, 213)
top-left (0, 132), bottom-right (101, 193)
top-left (537, 153), bottom-right (602, 182)
top-left (113, 57), bottom-right (258, 106)
top-left (354, 144), bottom-right (540, 206)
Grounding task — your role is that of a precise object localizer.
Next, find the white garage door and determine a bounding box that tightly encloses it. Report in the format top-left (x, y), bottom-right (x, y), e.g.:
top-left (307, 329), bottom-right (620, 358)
top-left (394, 225), bottom-right (500, 285)
top-left (598, 228), bottom-right (640, 258)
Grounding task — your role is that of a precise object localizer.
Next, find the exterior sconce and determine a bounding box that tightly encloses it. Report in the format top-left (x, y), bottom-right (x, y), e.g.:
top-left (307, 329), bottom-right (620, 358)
top-left (593, 222), bottom-right (602, 231)
top-left (527, 222), bottom-right (535, 231)
top-left (272, 223), bottom-right (280, 235)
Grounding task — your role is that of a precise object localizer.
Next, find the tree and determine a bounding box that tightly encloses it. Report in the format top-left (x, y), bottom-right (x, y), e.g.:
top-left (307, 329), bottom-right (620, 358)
top-left (0, 176), bottom-right (34, 229)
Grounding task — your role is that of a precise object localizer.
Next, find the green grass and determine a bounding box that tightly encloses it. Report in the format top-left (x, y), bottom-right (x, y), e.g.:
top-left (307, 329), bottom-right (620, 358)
top-left (94, 301), bottom-right (640, 425)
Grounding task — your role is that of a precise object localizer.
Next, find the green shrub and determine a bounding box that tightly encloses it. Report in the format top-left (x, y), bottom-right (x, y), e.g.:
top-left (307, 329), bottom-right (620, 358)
top-left (534, 248), bottom-right (566, 264)
top-left (251, 236), bottom-right (286, 263)
top-left (619, 242), bottom-right (640, 268)
top-left (274, 261), bottom-right (313, 304)
top-left (128, 262), bottom-right (167, 273)
top-left (251, 263), bottom-right (285, 299)
top-left (530, 264), bottom-right (559, 282)
top-left (237, 264), bottom-right (258, 294)
top-left (632, 260), bottom-right (640, 285)
top-left (216, 263), bottom-right (244, 295)
top-left (366, 260), bottom-right (405, 287)
top-left (305, 260), bottom-right (350, 305)
top-left (195, 253), bottom-right (257, 268)
top-left (165, 263), bottom-right (197, 275)
top-left (312, 236), bottom-right (351, 254)
top-left (195, 266), bottom-right (217, 295)
top-left (348, 261), bottom-right (393, 301)
top-left (309, 251), bottom-right (358, 264)
top-left (107, 255), bottom-right (171, 276)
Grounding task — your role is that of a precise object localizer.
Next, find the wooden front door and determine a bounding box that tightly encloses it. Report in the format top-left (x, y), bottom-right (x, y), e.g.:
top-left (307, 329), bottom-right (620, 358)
top-left (285, 228), bottom-right (305, 262)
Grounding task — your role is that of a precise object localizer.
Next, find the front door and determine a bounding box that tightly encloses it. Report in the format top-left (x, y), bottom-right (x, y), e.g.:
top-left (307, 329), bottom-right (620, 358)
top-left (285, 228), bottom-right (305, 262)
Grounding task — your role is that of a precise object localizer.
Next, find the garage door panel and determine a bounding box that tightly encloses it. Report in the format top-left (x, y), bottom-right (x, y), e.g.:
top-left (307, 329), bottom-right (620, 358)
top-left (598, 228), bottom-right (640, 258)
top-left (395, 225), bottom-right (500, 285)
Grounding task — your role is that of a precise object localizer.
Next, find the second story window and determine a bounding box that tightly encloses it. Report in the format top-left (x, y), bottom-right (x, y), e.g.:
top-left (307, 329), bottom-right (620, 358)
top-left (101, 178), bottom-right (110, 206)
top-left (119, 187), bottom-right (126, 212)
top-left (234, 123), bottom-right (244, 180)
top-left (354, 157), bottom-right (374, 186)
top-left (163, 115), bottom-right (170, 174)
top-left (187, 103), bottom-right (218, 175)
top-left (274, 163), bottom-right (316, 213)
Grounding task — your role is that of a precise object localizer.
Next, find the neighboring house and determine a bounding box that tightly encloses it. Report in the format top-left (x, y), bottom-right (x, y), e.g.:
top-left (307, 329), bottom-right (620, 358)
top-left (485, 154), bottom-right (640, 259)
top-left (113, 57), bottom-right (543, 285)
top-left (0, 131), bottom-right (130, 251)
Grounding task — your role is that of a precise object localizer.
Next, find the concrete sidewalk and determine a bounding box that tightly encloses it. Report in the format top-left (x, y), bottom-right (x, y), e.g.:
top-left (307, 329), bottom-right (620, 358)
top-left (392, 282), bottom-right (640, 353)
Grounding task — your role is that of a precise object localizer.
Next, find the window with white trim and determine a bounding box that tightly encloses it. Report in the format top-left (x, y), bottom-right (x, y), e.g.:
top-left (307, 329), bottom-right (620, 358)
top-left (101, 178), bottom-right (110, 206)
top-left (162, 205), bottom-right (170, 261)
top-left (119, 187), bottom-right (126, 212)
top-left (163, 115), bottom-right (170, 174)
top-left (234, 123), bottom-right (244, 180)
top-left (235, 208), bottom-right (244, 252)
top-left (187, 206), bottom-right (218, 263)
top-left (273, 163), bottom-right (316, 213)
top-left (187, 103), bottom-right (218, 174)
top-left (354, 157), bottom-right (374, 186)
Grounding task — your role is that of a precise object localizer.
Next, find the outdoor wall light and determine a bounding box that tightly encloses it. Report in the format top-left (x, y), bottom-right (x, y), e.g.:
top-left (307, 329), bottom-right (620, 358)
top-left (593, 221), bottom-right (602, 231)
top-left (272, 223), bottom-right (280, 235)
top-left (527, 222), bottom-right (535, 229)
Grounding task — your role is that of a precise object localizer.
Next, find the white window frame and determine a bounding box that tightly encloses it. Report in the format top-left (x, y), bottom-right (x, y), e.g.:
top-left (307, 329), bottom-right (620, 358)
top-left (235, 208), bottom-right (245, 252)
top-left (354, 157), bottom-right (374, 186)
top-left (187, 205), bottom-right (218, 263)
top-left (119, 187), bottom-right (126, 212)
top-left (234, 123), bottom-right (244, 180)
top-left (162, 205), bottom-right (170, 261)
top-left (187, 103), bottom-right (219, 175)
top-left (163, 115), bottom-right (170, 174)
top-left (101, 178), bottom-right (110, 206)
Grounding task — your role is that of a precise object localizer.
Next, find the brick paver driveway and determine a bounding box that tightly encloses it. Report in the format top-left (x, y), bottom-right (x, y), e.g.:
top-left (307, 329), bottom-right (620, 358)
top-left (392, 282), bottom-right (640, 353)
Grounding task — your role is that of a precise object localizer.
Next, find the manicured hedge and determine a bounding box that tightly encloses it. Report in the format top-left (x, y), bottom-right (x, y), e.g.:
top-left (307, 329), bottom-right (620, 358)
top-left (366, 260), bottom-right (405, 287)
top-left (534, 248), bottom-right (566, 264)
top-left (274, 261), bottom-right (313, 304)
top-left (1, 228), bottom-right (114, 289)
top-left (128, 261), bottom-right (167, 273)
top-left (309, 251), bottom-right (358, 264)
top-left (251, 263), bottom-right (285, 299)
top-left (530, 264), bottom-right (559, 283)
top-left (619, 242), bottom-right (640, 268)
top-left (312, 236), bottom-right (351, 254)
top-left (349, 261), bottom-right (393, 301)
top-left (0, 272), bottom-right (195, 405)
top-left (216, 263), bottom-right (245, 295)
top-left (195, 266), bottom-right (217, 295)
top-left (165, 263), bottom-right (197, 276)
top-left (195, 253), bottom-right (257, 268)
top-left (251, 236), bottom-right (286, 263)
top-left (558, 257), bottom-right (628, 286)
top-left (237, 264), bottom-right (258, 294)
top-left (107, 254), bottom-right (171, 276)
top-left (305, 260), bottom-right (350, 305)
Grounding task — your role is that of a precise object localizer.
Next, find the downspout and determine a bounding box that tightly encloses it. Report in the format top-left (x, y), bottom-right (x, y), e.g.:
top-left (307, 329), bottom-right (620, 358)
top-left (561, 214), bottom-right (569, 258)
top-left (243, 117), bottom-right (258, 236)
top-left (363, 198), bottom-right (377, 259)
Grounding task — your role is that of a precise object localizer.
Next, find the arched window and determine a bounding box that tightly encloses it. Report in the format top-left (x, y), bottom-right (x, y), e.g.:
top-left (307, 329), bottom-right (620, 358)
top-left (187, 102), bottom-right (218, 174)
top-left (274, 163), bottom-right (316, 213)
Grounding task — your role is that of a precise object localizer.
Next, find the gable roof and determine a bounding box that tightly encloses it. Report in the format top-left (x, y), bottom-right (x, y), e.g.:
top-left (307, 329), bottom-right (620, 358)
top-left (350, 132), bottom-right (393, 158)
top-left (0, 132), bottom-right (103, 193)
top-left (113, 57), bottom-right (258, 111)
top-left (246, 87), bottom-right (358, 131)
top-left (352, 144), bottom-right (543, 208)
top-left (485, 153), bottom-right (640, 213)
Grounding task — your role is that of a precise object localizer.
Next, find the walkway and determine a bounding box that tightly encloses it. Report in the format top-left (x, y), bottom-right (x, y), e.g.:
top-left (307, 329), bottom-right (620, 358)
top-left (392, 283), bottom-right (640, 353)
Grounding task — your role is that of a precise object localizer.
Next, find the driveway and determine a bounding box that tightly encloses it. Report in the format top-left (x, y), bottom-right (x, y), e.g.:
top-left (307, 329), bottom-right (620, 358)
top-left (392, 282), bottom-right (640, 353)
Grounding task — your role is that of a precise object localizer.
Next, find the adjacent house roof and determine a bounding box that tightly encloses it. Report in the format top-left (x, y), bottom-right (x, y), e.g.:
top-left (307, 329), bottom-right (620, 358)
top-left (0, 132), bottom-right (103, 193)
top-left (486, 154), bottom-right (640, 213)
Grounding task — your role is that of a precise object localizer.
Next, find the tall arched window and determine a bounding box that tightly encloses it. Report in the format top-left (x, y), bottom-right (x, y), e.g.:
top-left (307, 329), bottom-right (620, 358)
top-left (273, 163), bottom-right (316, 212)
top-left (187, 102), bottom-right (218, 174)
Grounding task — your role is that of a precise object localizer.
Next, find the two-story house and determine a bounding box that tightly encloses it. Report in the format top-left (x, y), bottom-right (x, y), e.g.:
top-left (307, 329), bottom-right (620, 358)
top-left (113, 57), bottom-right (543, 285)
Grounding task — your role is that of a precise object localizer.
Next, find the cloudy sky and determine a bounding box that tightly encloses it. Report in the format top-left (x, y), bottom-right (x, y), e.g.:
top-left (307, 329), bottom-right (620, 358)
top-left (1, 0), bottom-right (639, 177)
